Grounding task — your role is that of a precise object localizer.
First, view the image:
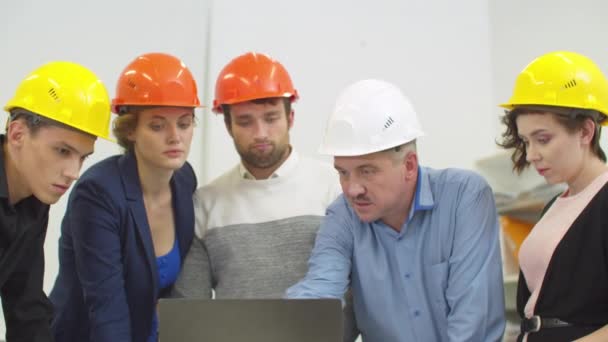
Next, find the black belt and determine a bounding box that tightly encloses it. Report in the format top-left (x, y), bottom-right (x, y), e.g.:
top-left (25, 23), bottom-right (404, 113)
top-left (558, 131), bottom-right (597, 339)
top-left (521, 315), bottom-right (572, 333)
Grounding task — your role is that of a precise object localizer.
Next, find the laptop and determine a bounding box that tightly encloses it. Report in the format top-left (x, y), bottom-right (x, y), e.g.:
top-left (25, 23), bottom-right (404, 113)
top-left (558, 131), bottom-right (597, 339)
top-left (158, 298), bottom-right (343, 342)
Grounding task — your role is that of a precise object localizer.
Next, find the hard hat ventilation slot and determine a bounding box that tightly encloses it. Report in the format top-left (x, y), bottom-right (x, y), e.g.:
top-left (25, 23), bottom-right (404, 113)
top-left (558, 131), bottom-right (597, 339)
top-left (563, 79), bottom-right (578, 89)
top-left (48, 88), bottom-right (60, 102)
top-left (383, 116), bottom-right (395, 130)
top-left (127, 79), bottom-right (137, 89)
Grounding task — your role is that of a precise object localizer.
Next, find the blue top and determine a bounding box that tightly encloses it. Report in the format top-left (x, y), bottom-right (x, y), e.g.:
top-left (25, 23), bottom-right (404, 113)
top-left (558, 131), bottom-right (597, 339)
top-left (286, 167), bottom-right (505, 341)
top-left (49, 152), bottom-right (197, 342)
top-left (157, 238), bottom-right (182, 289)
top-left (148, 238), bottom-right (181, 342)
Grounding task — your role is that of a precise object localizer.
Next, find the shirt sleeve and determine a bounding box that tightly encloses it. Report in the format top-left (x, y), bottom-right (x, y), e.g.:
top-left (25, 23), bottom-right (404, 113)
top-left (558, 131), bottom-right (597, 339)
top-left (285, 201), bottom-right (353, 300)
top-left (172, 236), bottom-right (213, 299)
top-left (192, 191), bottom-right (207, 239)
top-left (67, 180), bottom-right (132, 342)
top-left (445, 180), bottom-right (505, 342)
top-left (1, 218), bottom-right (54, 342)
top-left (171, 191), bottom-right (213, 298)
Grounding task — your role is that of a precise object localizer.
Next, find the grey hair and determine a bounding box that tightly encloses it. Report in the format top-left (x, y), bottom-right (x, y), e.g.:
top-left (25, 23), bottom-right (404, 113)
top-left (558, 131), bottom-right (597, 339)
top-left (384, 140), bottom-right (417, 164)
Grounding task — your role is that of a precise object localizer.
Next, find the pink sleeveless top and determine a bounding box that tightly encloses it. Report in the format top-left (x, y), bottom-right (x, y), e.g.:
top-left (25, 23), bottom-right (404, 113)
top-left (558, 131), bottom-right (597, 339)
top-left (519, 171), bottom-right (608, 318)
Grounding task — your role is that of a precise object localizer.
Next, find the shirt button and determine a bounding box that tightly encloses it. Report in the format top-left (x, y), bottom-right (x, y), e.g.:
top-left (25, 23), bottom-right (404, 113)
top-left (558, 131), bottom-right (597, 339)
top-left (413, 310), bottom-right (420, 317)
top-left (404, 273), bottom-right (411, 279)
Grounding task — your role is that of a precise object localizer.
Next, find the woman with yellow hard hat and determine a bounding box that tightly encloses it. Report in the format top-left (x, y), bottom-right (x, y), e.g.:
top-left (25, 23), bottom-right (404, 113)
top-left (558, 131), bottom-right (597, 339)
top-left (0, 61), bottom-right (112, 341)
top-left (48, 52), bottom-right (200, 342)
top-left (499, 51), bottom-right (608, 341)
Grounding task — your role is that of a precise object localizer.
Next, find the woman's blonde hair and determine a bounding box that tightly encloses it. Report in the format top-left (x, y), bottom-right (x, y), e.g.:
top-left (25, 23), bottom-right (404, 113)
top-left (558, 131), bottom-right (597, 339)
top-left (112, 106), bottom-right (141, 152)
top-left (112, 106), bottom-right (197, 152)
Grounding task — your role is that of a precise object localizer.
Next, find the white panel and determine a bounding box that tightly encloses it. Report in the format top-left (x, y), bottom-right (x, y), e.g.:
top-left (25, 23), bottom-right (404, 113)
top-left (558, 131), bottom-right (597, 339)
top-left (0, 0), bottom-right (209, 336)
top-left (490, 0), bottom-right (608, 152)
top-left (203, 0), bottom-right (495, 183)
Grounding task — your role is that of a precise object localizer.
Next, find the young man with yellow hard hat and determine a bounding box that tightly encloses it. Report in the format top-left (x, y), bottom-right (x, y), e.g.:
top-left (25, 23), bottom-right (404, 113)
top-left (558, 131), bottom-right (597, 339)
top-left (0, 61), bottom-right (112, 341)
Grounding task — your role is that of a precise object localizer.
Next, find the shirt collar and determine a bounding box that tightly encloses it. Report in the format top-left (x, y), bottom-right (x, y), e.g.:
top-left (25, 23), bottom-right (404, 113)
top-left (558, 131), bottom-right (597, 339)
top-left (407, 166), bottom-right (435, 220)
top-left (239, 148), bottom-right (299, 180)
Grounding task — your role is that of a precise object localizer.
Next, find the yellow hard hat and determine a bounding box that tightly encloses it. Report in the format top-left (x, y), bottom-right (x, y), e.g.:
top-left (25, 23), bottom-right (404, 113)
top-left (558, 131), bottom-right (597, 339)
top-left (4, 61), bottom-right (112, 139)
top-left (501, 51), bottom-right (608, 126)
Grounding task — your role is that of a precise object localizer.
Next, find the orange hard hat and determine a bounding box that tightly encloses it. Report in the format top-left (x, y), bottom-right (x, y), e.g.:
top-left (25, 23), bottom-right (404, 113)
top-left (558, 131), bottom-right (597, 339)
top-left (213, 52), bottom-right (298, 113)
top-left (112, 52), bottom-right (200, 113)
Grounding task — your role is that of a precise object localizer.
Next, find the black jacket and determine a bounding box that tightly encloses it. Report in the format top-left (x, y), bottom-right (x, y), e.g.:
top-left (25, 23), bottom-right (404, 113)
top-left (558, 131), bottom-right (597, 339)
top-left (517, 183), bottom-right (608, 341)
top-left (0, 137), bottom-right (54, 342)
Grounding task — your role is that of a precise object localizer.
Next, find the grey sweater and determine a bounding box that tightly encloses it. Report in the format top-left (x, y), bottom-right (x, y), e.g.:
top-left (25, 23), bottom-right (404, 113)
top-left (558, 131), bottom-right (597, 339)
top-left (173, 153), bottom-right (359, 341)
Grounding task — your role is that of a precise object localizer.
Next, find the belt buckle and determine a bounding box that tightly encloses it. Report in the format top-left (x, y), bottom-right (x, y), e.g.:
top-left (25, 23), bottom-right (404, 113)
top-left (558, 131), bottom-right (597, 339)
top-left (525, 315), bottom-right (542, 333)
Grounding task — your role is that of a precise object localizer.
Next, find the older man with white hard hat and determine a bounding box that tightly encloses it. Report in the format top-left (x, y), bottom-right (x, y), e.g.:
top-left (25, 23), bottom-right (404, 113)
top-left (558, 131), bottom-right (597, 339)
top-left (287, 79), bottom-right (505, 341)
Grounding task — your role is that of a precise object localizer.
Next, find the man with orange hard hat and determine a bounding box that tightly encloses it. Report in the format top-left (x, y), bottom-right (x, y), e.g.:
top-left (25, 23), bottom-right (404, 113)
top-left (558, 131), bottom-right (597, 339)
top-left (175, 52), bottom-right (359, 340)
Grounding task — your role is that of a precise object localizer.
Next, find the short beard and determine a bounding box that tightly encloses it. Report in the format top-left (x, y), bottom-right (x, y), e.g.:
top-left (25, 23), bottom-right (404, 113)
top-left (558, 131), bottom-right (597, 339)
top-left (237, 142), bottom-right (290, 169)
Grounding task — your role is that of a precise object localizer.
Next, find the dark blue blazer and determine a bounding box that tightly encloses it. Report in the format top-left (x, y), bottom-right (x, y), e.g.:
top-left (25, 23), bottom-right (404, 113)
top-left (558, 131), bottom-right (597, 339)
top-left (49, 152), bottom-right (197, 342)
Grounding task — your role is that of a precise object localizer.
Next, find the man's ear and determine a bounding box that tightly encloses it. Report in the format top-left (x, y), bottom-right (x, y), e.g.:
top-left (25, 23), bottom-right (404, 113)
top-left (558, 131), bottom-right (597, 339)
top-left (287, 110), bottom-right (295, 129)
top-left (404, 151), bottom-right (418, 181)
top-left (6, 119), bottom-right (28, 147)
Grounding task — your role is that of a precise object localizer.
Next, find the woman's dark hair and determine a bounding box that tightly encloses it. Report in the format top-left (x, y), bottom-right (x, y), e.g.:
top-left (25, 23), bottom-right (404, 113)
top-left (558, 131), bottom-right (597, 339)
top-left (498, 106), bottom-right (606, 173)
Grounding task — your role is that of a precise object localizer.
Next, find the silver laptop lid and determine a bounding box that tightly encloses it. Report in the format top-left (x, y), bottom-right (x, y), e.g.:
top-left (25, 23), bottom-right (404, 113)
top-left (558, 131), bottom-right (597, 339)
top-left (158, 298), bottom-right (343, 342)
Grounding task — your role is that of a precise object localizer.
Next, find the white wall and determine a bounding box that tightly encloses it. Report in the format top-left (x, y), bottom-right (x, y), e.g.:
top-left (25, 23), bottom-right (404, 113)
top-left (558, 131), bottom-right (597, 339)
top-left (490, 0), bottom-right (608, 150)
top-left (203, 0), bottom-right (496, 181)
top-left (0, 0), bottom-right (210, 335)
top-left (1, 0), bottom-right (608, 338)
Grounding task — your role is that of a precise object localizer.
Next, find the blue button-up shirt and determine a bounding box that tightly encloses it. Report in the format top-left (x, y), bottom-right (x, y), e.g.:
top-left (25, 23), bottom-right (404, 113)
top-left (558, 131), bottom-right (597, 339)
top-left (286, 167), bottom-right (505, 341)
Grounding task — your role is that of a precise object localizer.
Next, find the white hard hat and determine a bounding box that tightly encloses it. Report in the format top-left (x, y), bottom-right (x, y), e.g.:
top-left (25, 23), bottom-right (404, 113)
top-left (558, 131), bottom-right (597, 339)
top-left (319, 79), bottom-right (424, 156)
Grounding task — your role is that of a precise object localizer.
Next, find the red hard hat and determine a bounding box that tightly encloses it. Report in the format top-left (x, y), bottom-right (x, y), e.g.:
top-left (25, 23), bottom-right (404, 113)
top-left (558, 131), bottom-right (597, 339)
top-left (213, 52), bottom-right (298, 113)
top-left (112, 52), bottom-right (200, 113)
